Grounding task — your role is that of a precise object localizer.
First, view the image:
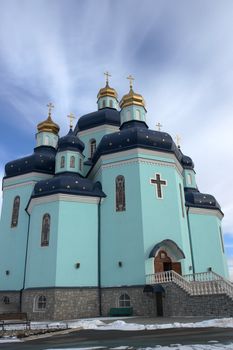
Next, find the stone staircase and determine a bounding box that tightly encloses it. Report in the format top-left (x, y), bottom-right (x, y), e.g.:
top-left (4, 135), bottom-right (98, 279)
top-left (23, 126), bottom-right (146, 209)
top-left (146, 270), bottom-right (233, 299)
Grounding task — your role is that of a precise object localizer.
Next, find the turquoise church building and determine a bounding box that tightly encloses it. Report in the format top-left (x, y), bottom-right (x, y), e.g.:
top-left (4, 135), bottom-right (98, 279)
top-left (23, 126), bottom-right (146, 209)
top-left (0, 76), bottom-right (231, 320)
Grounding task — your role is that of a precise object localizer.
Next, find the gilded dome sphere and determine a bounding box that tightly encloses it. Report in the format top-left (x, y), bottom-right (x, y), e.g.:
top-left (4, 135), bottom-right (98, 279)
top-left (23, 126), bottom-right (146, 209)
top-left (37, 115), bottom-right (60, 135)
top-left (119, 87), bottom-right (146, 109)
top-left (97, 82), bottom-right (118, 100)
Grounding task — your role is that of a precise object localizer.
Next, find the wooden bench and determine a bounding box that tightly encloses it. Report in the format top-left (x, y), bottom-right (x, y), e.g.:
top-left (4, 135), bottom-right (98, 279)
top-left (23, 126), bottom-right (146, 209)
top-left (0, 312), bottom-right (28, 321)
top-left (109, 307), bottom-right (133, 316)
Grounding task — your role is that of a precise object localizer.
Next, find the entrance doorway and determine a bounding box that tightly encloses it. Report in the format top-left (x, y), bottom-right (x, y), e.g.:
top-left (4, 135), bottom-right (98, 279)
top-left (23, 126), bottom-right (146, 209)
top-left (154, 250), bottom-right (182, 274)
top-left (156, 292), bottom-right (163, 316)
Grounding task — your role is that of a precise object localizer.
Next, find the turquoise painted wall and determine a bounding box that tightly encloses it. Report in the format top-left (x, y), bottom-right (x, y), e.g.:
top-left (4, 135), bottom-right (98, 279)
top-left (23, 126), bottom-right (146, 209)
top-left (183, 169), bottom-right (197, 189)
top-left (139, 160), bottom-right (193, 276)
top-left (99, 161), bottom-right (146, 287)
top-left (188, 212), bottom-right (228, 278)
top-left (36, 131), bottom-right (58, 148)
top-left (121, 105), bottom-right (146, 125)
top-left (98, 97), bottom-right (118, 110)
top-left (55, 201), bottom-right (98, 286)
top-left (77, 125), bottom-right (119, 175)
top-left (55, 150), bottom-right (84, 175)
top-left (0, 182), bottom-right (36, 290)
top-left (25, 198), bottom-right (99, 287)
top-left (25, 201), bottom-right (59, 288)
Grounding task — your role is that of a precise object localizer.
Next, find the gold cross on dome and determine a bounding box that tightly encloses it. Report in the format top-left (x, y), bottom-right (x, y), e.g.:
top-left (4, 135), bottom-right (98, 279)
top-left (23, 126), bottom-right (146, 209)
top-left (104, 71), bottom-right (111, 84)
top-left (127, 74), bottom-right (135, 88)
top-left (175, 134), bottom-right (181, 148)
top-left (67, 112), bottom-right (76, 129)
top-left (156, 122), bottom-right (163, 131)
top-left (47, 102), bottom-right (54, 117)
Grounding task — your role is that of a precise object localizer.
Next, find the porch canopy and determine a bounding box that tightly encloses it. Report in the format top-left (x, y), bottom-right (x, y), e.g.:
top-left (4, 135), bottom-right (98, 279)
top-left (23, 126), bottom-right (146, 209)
top-left (149, 239), bottom-right (185, 260)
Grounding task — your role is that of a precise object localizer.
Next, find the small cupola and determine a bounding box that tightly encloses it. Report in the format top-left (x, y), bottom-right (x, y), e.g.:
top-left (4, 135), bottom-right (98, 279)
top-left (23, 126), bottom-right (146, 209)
top-left (178, 144), bottom-right (196, 190)
top-left (97, 72), bottom-right (119, 110)
top-left (36, 103), bottom-right (60, 148)
top-left (55, 113), bottom-right (85, 175)
top-left (119, 75), bottom-right (147, 126)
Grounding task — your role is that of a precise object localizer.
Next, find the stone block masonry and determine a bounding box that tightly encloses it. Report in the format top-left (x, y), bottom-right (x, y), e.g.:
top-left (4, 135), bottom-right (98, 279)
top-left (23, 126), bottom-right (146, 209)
top-left (1, 284), bottom-right (233, 320)
top-left (22, 288), bottom-right (99, 321)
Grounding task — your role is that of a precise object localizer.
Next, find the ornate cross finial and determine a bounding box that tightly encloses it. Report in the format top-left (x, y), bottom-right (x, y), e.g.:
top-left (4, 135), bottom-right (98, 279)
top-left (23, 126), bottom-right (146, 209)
top-left (104, 71), bottom-right (111, 85)
top-left (175, 134), bottom-right (181, 148)
top-left (127, 74), bottom-right (135, 89)
top-left (156, 122), bottom-right (163, 131)
top-left (67, 112), bottom-right (76, 129)
top-left (47, 102), bottom-right (54, 118)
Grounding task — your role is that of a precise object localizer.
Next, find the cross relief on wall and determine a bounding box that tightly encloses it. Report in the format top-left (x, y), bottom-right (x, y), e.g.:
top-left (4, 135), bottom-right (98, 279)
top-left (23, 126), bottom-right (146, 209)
top-left (150, 173), bottom-right (167, 199)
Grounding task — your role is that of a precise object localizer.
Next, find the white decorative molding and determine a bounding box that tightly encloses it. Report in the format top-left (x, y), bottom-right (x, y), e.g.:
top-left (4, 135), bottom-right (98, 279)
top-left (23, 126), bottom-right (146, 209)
top-left (27, 193), bottom-right (100, 214)
top-left (77, 125), bottom-right (119, 137)
top-left (188, 207), bottom-right (223, 220)
top-left (3, 181), bottom-right (37, 190)
top-left (3, 173), bottom-right (53, 189)
top-left (89, 148), bottom-right (183, 179)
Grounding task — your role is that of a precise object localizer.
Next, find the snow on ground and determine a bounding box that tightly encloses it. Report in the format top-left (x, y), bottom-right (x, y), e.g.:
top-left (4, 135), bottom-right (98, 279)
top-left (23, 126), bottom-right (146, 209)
top-left (44, 344), bottom-right (233, 350)
top-left (0, 336), bottom-right (21, 343)
top-left (1, 317), bottom-right (233, 332)
top-left (67, 317), bottom-right (233, 331)
top-left (2, 318), bottom-right (233, 344)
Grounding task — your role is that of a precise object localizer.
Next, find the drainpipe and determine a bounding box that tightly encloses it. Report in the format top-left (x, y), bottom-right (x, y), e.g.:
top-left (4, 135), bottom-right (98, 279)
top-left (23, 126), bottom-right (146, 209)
top-left (186, 206), bottom-right (195, 277)
top-left (97, 197), bottom-right (102, 316)
top-left (20, 208), bottom-right (31, 312)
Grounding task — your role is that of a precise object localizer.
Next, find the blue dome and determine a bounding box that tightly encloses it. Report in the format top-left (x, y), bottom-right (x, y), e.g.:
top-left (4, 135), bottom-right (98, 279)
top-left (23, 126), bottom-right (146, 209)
top-left (92, 120), bottom-right (182, 163)
top-left (185, 188), bottom-right (221, 211)
top-left (75, 108), bottom-right (120, 132)
top-left (181, 153), bottom-right (195, 170)
top-left (5, 146), bottom-right (56, 178)
top-left (58, 129), bottom-right (84, 153)
top-left (32, 172), bottom-right (106, 198)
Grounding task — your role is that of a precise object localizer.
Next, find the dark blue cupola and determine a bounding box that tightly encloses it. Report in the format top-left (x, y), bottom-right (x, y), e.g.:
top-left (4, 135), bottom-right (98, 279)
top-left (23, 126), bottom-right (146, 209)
top-left (5, 104), bottom-right (59, 178)
top-left (56, 117), bottom-right (85, 176)
top-left (32, 117), bottom-right (106, 199)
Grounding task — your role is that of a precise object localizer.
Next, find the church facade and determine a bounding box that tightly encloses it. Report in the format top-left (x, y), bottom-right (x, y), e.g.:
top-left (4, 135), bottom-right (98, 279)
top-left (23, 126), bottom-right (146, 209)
top-left (0, 77), bottom-right (230, 320)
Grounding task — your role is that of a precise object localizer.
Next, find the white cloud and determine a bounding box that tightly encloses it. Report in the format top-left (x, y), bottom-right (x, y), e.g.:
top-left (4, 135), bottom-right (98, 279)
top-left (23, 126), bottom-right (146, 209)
top-left (0, 0), bottom-right (232, 261)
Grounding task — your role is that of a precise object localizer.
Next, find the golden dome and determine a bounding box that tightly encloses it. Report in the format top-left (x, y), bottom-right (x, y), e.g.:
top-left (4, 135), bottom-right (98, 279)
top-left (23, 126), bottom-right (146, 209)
top-left (97, 82), bottom-right (118, 100)
top-left (37, 103), bottom-right (60, 134)
top-left (119, 87), bottom-right (146, 109)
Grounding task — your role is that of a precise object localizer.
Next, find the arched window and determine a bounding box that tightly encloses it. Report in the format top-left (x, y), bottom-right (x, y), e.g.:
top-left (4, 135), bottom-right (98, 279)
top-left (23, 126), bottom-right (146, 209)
top-left (102, 100), bottom-right (106, 108)
top-left (79, 158), bottom-right (82, 171)
top-left (60, 156), bottom-right (65, 168)
top-left (34, 295), bottom-right (46, 311)
top-left (187, 173), bottom-right (192, 185)
top-left (90, 139), bottom-right (96, 158)
top-left (109, 100), bottom-right (113, 108)
top-left (44, 136), bottom-right (49, 145)
top-left (126, 110), bottom-right (131, 121)
top-left (3, 296), bottom-right (10, 304)
top-left (116, 175), bottom-right (126, 211)
top-left (41, 214), bottom-right (50, 247)
top-left (11, 196), bottom-right (20, 228)
top-left (119, 293), bottom-right (131, 307)
top-left (70, 155), bottom-right (75, 168)
top-left (135, 109), bottom-right (141, 120)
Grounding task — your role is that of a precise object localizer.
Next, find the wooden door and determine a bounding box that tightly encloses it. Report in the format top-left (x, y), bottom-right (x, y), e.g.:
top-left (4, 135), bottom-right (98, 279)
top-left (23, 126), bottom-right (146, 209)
top-left (172, 262), bottom-right (182, 275)
top-left (154, 250), bottom-right (171, 273)
top-left (156, 292), bottom-right (163, 316)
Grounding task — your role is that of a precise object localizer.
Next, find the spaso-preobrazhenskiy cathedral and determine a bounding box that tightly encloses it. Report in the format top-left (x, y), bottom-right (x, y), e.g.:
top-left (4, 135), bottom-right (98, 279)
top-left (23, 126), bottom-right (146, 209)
top-left (0, 74), bottom-right (232, 321)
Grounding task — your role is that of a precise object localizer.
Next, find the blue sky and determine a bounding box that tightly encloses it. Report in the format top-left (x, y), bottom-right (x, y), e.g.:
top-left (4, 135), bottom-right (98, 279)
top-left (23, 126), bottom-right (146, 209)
top-left (0, 0), bottom-right (233, 278)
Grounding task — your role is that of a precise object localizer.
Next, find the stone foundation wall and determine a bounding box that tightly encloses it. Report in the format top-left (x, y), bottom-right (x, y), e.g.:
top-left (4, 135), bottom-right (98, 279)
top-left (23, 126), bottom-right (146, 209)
top-left (22, 288), bottom-right (99, 321)
top-left (2, 284), bottom-right (233, 320)
top-left (0, 291), bottom-right (20, 313)
top-left (162, 283), bottom-right (233, 317)
top-left (101, 286), bottom-right (157, 316)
